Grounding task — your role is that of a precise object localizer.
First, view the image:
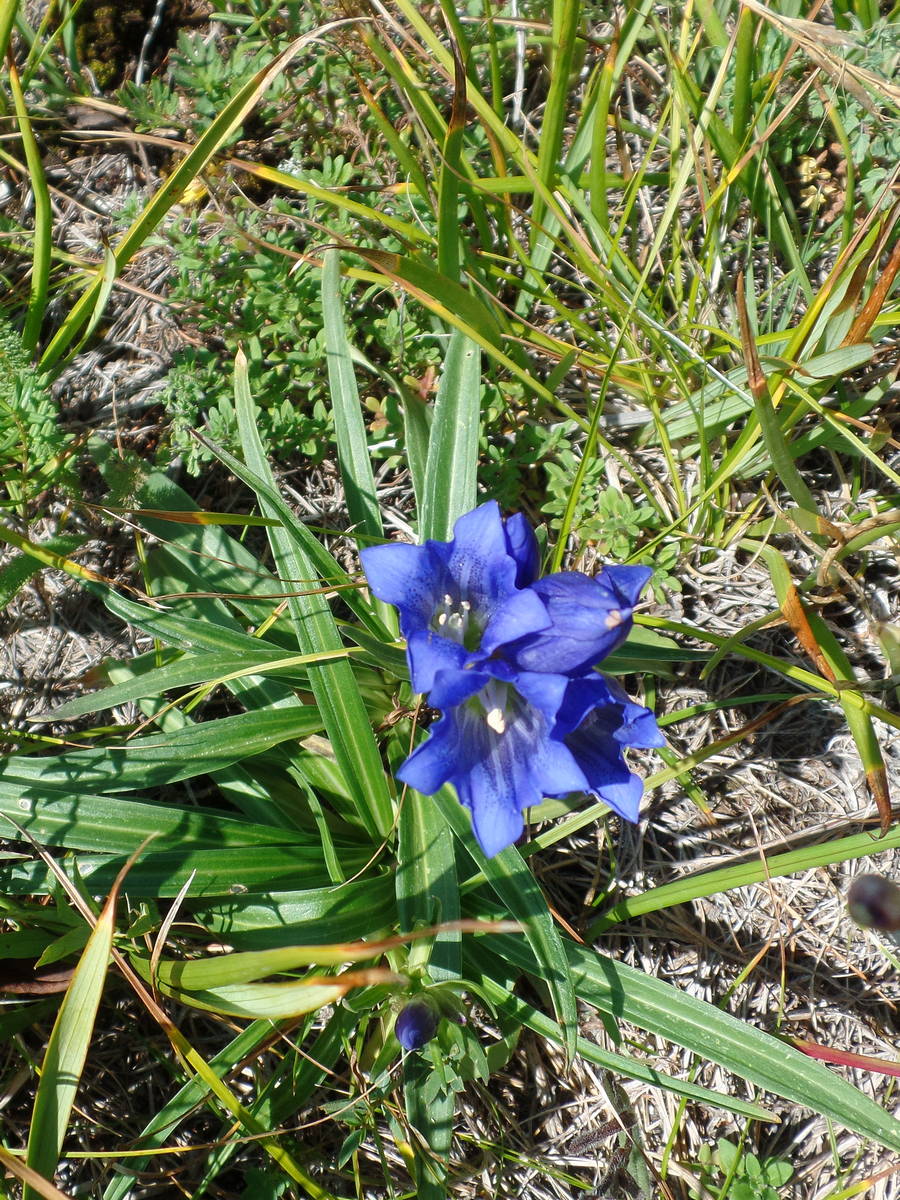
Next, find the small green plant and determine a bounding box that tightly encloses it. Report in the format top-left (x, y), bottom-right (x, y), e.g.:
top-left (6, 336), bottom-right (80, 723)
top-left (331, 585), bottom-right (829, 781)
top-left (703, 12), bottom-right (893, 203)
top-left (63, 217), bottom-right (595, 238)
top-left (156, 206), bottom-right (441, 474)
top-left (118, 25), bottom-right (294, 141)
top-left (539, 425), bottom-right (653, 553)
top-left (692, 1138), bottom-right (793, 1200)
top-left (535, 422), bottom-right (682, 593)
top-left (0, 314), bottom-right (70, 514)
top-left (760, 13), bottom-right (900, 214)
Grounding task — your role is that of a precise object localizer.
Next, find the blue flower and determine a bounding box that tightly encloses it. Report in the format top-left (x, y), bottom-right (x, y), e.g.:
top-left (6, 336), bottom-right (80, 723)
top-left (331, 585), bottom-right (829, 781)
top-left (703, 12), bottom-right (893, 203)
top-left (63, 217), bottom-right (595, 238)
top-left (360, 501), bottom-right (547, 696)
top-left (398, 669), bottom-right (662, 855)
top-left (554, 673), bottom-right (666, 824)
top-left (504, 566), bottom-right (653, 675)
top-left (361, 501), bottom-right (663, 856)
top-left (361, 503), bottom-right (649, 696)
top-left (395, 997), bottom-right (439, 1050)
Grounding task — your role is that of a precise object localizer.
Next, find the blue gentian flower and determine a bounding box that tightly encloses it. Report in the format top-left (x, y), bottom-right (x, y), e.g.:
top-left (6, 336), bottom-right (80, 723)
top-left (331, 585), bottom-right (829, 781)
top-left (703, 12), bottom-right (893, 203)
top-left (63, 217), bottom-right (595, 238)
top-left (361, 501), bottom-right (663, 856)
top-left (398, 669), bottom-right (663, 854)
top-left (504, 566), bottom-right (653, 675)
top-left (554, 673), bottom-right (666, 824)
top-left (397, 669), bottom-right (588, 856)
top-left (359, 501), bottom-right (548, 697)
top-left (395, 997), bottom-right (440, 1050)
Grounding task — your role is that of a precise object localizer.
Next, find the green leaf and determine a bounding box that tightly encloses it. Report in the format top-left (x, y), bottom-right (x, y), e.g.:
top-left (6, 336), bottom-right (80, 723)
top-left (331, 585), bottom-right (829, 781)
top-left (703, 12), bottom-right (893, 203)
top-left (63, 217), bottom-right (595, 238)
top-left (420, 328), bottom-right (480, 542)
top-left (39, 650), bottom-right (331, 720)
top-left (468, 947), bottom-right (772, 1121)
top-left (0, 777), bottom-right (311, 855)
top-left (401, 391), bottom-right (431, 516)
top-left (230, 352), bottom-right (395, 838)
top-left (603, 624), bottom-right (710, 673)
top-left (138, 970), bottom-right (363, 1020)
top-left (24, 867), bottom-right (119, 1199)
top-left (396, 771), bottom-right (460, 980)
top-left (794, 343), bottom-right (874, 378)
top-left (396, 790), bottom-right (461, 1198)
top-left (0, 535), bottom-right (83, 608)
top-left (0, 844), bottom-right (340, 898)
top-left (8, 58), bottom-right (51, 354)
top-left (321, 249), bottom-right (383, 541)
top-left (2, 706), bottom-right (324, 791)
top-left (588, 822), bottom-right (900, 936)
top-left (496, 934), bottom-right (900, 1154)
top-left (149, 934), bottom-right (395, 991)
top-left (193, 876), bottom-right (396, 948)
top-left (436, 789), bottom-right (578, 1060)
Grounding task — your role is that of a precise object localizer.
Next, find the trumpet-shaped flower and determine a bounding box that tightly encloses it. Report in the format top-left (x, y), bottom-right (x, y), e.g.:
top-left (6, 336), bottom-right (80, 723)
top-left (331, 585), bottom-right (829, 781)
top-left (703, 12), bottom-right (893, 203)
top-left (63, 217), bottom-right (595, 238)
top-left (361, 501), bottom-right (663, 856)
top-left (359, 501), bottom-right (547, 696)
top-left (398, 670), bottom-right (663, 855)
top-left (505, 566), bottom-right (653, 675)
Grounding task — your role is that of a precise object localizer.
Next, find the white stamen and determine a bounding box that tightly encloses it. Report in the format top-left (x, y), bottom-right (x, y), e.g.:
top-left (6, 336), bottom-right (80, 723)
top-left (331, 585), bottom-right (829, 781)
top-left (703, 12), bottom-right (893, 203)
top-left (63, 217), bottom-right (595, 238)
top-left (432, 594), bottom-right (472, 641)
top-left (485, 707), bottom-right (507, 734)
top-left (605, 609), bottom-right (622, 629)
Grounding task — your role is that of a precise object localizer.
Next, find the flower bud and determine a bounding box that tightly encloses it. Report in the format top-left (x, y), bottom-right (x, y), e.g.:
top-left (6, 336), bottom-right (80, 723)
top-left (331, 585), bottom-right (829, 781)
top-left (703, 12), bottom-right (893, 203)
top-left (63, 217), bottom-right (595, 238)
top-left (395, 997), bottom-right (439, 1051)
top-left (847, 873), bottom-right (900, 931)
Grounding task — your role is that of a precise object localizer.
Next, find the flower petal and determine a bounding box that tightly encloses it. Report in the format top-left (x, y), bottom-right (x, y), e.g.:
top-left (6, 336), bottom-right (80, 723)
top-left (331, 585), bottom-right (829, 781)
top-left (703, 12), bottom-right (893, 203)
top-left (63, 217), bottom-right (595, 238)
top-left (396, 710), bottom-right (462, 795)
top-left (513, 669), bottom-right (572, 727)
top-left (360, 541), bottom-right (445, 636)
top-left (506, 568), bottom-right (650, 675)
top-left (553, 672), bottom-right (664, 748)
top-left (552, 672), bottom-right (620, 737)
top-left (603, 564), bottom-right (654, 607)
top-left (503, 511), bottom-right (540, 587)
top-left (459, 711), bottom-right (588, 855)
top-left (480, 587), bottom-right (551, 657)
top-left (405, 630), bottom-right (469, 696)
top-left (444, 501), bottom-right (518, 609)
top-left (428, 664), bottom-right (493, 710)
top-left (563, 713), bottom-right (645, 822)
top-left (613, 702), bottom-right (666, 748)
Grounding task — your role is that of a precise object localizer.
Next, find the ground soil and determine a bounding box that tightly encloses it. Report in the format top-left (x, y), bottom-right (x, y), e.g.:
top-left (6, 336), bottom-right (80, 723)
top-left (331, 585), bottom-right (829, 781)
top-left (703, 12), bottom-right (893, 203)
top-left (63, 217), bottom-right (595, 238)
top-left (2, 12), bottom-right (900, 1200)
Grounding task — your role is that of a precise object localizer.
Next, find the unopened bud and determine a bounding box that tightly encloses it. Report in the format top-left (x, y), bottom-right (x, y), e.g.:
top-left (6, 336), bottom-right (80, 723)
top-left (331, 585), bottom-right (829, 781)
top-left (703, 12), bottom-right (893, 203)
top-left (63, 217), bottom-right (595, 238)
top-left (395, 997), bottom-right (439, 1051)
top-left (848, 873), bottom-right (900, 931)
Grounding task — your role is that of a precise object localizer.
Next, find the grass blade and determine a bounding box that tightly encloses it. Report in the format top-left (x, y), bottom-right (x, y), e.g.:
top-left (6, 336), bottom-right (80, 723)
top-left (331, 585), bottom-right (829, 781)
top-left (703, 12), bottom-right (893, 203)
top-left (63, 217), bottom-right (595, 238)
top-left (421, 329), bottom-right (480, 542)
top-left (470, 952), bottom-right (771, 1121)
top-left (494, 934), bottom-right (900, 1153)
top-left (39, 27), bottom-right (338, 370)
top-left (100, 1020), bottom-right (281, 1200)
top-left (436, 789), bottom-right (578, 1059)
top-left (589, 822), bottom-right (900, 935)
top-left (396, 789), bottom-right (461, 1199)
top-left (0, 845), bottom-right (340, 898)
top-left (8, 58), bottom-right (50, 353)
top-left (23, 853), bottom-right (128, 1198)
top-left (436, 41), bottom-right (467, 281)
top-left (0, 0), bottom-right (18, 62)
top-left (736, 274), bottom-right (819, 517)
top-left (321, 249), bottom-right (384, 541)
top-left (760, 543), bottom-right (889, 830)
top-left (533, 0), bottom-right (581, 235)
top-left (3, 706), bottom-right (324, 791)
top-left (231, 351), bottom-right (395, 838)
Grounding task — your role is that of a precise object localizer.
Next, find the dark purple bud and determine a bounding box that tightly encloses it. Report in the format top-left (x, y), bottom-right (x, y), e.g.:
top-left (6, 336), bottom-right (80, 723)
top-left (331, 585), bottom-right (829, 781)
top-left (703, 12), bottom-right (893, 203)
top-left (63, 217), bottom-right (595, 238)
top-left (848, 873), bottom-right (900, 931)
top-left (395, 998), bottom-right (439, 1051)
